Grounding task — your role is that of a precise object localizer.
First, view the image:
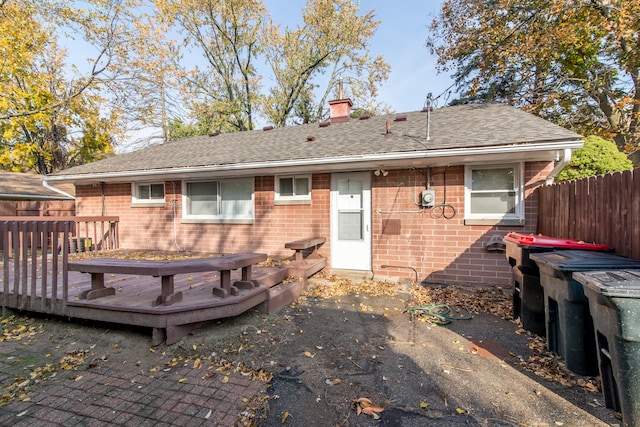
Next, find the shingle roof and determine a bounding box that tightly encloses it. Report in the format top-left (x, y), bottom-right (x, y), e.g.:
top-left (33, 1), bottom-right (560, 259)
top-left (0, 171), bottom-right (75, 199)
top-left (50, 103), bottom-right (582, 179)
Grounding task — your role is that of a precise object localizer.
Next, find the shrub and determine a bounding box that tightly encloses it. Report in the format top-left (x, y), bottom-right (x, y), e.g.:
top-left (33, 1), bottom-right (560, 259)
top-left (556, 135), bottom-right (633, 182)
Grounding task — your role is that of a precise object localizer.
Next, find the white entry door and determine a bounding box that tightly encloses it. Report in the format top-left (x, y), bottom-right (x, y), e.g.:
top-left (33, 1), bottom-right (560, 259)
top-left (330, 172), bottom-right (371, 271)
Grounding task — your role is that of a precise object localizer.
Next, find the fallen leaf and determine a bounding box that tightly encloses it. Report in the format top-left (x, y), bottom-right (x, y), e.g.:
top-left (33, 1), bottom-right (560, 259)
top-left (303, 351), bottom-right (315, 358)
top-left (420, 401), bottom-right (429, 409)
top-left (221, 375), bottom-right (229, 383)
top-left (205, 409), bottom-right (212, 419)
top-left (361, 405), bottom-right (384, 415)
top-left (178, 378), bottom-right (187, 383)
top-left (355, 397), bottom-right (372, 407)
top-left (281, 411), bottom-right (290, 423)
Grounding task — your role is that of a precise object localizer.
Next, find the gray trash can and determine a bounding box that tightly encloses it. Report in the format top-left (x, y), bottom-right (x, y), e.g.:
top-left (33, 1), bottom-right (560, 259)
top-left (573, 269), bottom-right (640, 427)
top-left (504, 233), bottom-right (611, 337)
top-left (530, 250), bottom-right (640, 376)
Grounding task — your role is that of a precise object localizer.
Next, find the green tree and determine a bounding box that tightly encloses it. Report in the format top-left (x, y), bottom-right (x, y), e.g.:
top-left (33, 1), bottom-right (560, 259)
top-left (556, 136), bottom-right (633, 182)
top-left (428, 0), bottom-right (640, 159)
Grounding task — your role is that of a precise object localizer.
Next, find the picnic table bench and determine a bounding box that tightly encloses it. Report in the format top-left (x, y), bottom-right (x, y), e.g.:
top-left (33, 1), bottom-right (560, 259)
top-left (285, 237), bottom-right (325, 265)
top-left (68, 252), bottom-right (267, 306)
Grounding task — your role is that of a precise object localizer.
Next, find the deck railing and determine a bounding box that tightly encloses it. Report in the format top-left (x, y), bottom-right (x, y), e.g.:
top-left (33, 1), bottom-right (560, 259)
top-left (0, 216), bottom-right (119, 314)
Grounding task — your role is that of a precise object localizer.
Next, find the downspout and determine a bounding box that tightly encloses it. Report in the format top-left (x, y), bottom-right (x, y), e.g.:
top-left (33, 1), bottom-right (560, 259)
top-left (545, 148), bottom-right (572, 185)
top-left (42, 179), bottom-right (75, 200)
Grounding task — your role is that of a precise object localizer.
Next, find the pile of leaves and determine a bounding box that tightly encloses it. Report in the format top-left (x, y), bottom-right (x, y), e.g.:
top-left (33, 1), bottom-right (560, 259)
top-left (258, 258), bottom-right (291, 268)
top-left (514, 331), bottom-right (601, 393)
top-left (411, 284), bottom-right (512, 321)
top-left (70, 249), bottom-right (222, 261)
top-left (302, 273), bottom-right (400, 299)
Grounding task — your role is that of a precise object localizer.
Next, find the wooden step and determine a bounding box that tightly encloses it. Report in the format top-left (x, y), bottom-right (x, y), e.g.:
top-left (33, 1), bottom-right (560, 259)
top-left (266, 278), bottom-right (307, 315)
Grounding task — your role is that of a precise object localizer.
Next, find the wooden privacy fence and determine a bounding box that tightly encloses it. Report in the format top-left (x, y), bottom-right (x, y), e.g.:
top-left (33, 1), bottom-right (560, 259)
top-left (0, 200), bottom-right (76, 217)
top-left (0, 216), bottom-right (119, 314)
top-left (537, 169), bottom-right (640, 260)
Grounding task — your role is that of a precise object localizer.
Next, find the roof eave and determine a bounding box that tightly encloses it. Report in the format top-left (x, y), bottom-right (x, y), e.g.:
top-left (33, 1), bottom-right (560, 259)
top-left (44, 139), bottom-right (583, 185)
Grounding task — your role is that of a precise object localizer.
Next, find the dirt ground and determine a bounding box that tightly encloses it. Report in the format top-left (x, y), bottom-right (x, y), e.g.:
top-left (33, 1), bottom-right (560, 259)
top-left (0, 272), bottom-right (623, 426)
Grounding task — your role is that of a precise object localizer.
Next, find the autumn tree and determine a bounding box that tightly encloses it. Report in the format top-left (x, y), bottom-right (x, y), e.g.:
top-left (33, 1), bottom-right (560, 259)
top-left (428, 0), bottom-right (640, 160)
top-left (155, 0), bottom-right (266, 133)
top-left (263, 0), bottom-right (390, 126)
top-left (156, 0), bottom-right (388, 134)
top-left (0, 0), bottom-right (175, 172)
top-left (0, 0), bottom-right (121, 173)
top-left (108, 10), bottom-right (187, 150)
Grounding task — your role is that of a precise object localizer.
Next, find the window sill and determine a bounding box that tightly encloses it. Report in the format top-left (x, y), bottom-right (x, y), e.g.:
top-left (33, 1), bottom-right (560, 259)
top-left (181, 218), bottom-right (254, 224)
top-left (274, 199), bottom-right (312, 206)
top-left (464, 218), bottom-right (525, 226)
top-left (131, 201), bottom-right (166, 208)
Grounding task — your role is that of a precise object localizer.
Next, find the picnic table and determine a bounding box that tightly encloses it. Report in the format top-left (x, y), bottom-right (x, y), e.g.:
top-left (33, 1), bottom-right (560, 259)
top-left (68, 252), bottom-right (267, 306)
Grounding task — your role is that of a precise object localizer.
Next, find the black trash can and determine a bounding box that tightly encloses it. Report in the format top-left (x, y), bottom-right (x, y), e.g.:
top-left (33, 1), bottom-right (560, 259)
top-left (573, 269), bottom-right (640, 427)
top-left (504, 233), bottom-right (610, 337)
top-left (68, 237), bottom-right (92, 253)
top-left (530, 250), bottom-right (640, 376)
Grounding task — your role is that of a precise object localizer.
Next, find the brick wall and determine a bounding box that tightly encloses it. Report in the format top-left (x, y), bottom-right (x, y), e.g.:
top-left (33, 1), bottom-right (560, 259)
top-left (371, 163), bottom-right (552, 286)
top-left (75, 175), bottom-right (331, 260)
top-left (74, 162), bottom-right (553, 287)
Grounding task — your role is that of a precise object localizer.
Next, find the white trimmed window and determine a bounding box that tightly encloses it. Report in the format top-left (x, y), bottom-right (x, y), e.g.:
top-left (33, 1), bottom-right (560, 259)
top-left (132, 182), bottom-right (165, 206)
top-left (464, 163), bottom-right (524, 225)
top-left (182, 178), bottom-right (254, 223)
top-left (275, 175), bottom-right (311, 204)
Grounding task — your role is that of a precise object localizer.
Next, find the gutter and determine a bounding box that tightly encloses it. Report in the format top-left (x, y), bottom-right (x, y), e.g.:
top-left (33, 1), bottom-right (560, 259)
top-left (545, 148), bottom-right (573, 185)
top-left (42, 179), bottom-right (75, 199)
top-left (44, 139), bottom-right (584, 184)
top-left (0, 193), bottom-right (74, 201)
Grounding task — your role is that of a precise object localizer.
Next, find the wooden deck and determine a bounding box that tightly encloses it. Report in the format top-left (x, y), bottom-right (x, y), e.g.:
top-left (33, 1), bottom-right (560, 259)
top-left (1, 218), bottom-right (326, 345)
top-left (1, 258), bottom-right (324, 345)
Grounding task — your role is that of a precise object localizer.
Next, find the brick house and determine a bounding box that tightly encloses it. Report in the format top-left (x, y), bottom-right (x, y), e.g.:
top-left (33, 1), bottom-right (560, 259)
top-left (45, 101), bottom-right (582, 286)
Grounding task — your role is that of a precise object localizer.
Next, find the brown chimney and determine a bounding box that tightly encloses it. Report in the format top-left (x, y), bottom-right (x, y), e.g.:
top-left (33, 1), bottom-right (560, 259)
top-left (328, 98), bottom-right (353, 124)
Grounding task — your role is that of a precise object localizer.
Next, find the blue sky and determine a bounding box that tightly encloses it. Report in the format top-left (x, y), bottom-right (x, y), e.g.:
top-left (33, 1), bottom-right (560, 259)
top-left (266, 0), bottom-right (456, 113)
top-left (62, 1), bottom-right (455, 144)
